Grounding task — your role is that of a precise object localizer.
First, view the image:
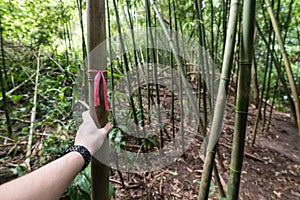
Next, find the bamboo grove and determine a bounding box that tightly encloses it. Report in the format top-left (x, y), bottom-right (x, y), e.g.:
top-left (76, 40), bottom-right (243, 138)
top-left (0, 0), bottom-right (299, 199)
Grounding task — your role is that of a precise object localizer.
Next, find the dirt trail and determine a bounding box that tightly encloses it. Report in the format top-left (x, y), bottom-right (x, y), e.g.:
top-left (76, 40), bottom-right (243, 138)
top-left (238, 111), bottom-right (300, 199)
top-left (111, 110), bottom-right (300, 199)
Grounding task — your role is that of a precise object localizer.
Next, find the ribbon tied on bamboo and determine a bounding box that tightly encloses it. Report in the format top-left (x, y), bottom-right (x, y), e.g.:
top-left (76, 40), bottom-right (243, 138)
top-left (88, 69), bottom-right (109, 111)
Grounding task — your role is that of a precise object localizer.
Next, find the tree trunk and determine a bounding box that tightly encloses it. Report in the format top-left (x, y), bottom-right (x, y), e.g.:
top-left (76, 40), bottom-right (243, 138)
top-left (87, 1), bottom-right (109, 200)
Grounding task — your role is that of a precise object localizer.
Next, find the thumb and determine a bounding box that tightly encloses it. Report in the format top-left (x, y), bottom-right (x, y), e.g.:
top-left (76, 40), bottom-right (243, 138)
top-left (98, 123), bottom-right (113, 135)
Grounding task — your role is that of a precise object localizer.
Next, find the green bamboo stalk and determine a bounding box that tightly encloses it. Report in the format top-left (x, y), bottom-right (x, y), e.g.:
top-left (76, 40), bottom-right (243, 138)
top-left (209, 0), bottom-right (214, 60)
top-left (86, 1), bottom-right (109, 199)
top-left (150, 0), bottom-right (205, 135)
top-left (145, 0), bottom-right (164, 150)
top-left (227, 0), bottom-right (256, 199)
top-left (112, 0), bottom-right (142, 140)
top-left (198, 0), bottom-right (240, 198)
top-left (194, 0), bottom-right (208, 133)
top-left (215, 3), bottom-right (222, 63)
top-left (106, 0), bottom-right (125, 187)
top-left (106, 0), bottom-right (115, 125)
top-left (222, 0), bottom-right (229, 53)
top-left (198, 1), bottom-right (213, 121)
top-left (265, 0), bottom-right (294, 132)
top-left (263, 53), bottom-right (274, 131)
top-left (255, 20), bottom-right (297, 135)
top-left (0, 17), bottom-right (12, 137)
top-left (265, 0), bottom-right (300, 135)
top-left (76, 0), bottom-right (88, 103)
top-left (172, 0), bottom-right (185, 153)
top-left (125, 0), bottom-right (144, 122)
top-left (251, 57), bottom-right (259, 108)
top-left (0, 16), bottom-right (7, 81)
top-left (145, 0), bottom-right (151, 117)
top-left (63, 26), bottom-right (69, 66)
top-left (282, 0), bottom-right (295, 42)
top-left (76, 0), bottom-right (87, 63)
top-left (252, 28), bottom-right (270, 144)
top-left (262, 0), bottom-right (278, 132)
top-left (125, 0), bottom-right (149, 149)
top-left (168, 0), bottom-right (175, 139)
top-left (266, 77), bottom-right (279, 132)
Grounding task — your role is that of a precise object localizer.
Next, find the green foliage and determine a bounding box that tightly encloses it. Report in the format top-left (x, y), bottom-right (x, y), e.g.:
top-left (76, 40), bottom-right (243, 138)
top-left (255, 0), bottom-right (300, 108)
top-left (109, 127), bottom-right (126, 153)
top-left (0, 2), bottom-right (83, 198)
top-left (0, 0), bottom-right (75, 47)
top-left (109, 182), bottom-right (116, 199)
top-left (0, 0), bottom-right (81, 136)
top-left (67, 166), bottom-right (91, 200)
top-left (1, 0), bottom-right (299, 198)
top-left (66, 166), bottom-right (116, 200)
top-left (12, 162), bottom-right (29, 177)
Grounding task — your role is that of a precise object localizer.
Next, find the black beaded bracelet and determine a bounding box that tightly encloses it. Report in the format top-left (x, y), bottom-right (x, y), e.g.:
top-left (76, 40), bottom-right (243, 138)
top-left (62, 145), bottom-right (91, 171)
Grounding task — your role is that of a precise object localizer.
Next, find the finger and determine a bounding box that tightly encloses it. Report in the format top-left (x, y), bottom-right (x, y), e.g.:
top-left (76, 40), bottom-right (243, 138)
top-left (99, 123), bottom-right (113, 135)
top-left (82, 110), bottom-right (93, 122)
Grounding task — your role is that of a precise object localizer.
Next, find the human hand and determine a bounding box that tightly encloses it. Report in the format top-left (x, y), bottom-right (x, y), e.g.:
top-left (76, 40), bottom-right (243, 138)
top-left (74, 111), bottom-right (112, 155)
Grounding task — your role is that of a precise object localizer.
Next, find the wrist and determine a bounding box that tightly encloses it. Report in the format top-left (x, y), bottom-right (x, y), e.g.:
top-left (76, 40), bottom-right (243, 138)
top-left (68, 151), bottom-right (85, 170)
top-left (62, 145), bottom-right (91, 171)
top-left (74, 142), bottom-right (93, 155)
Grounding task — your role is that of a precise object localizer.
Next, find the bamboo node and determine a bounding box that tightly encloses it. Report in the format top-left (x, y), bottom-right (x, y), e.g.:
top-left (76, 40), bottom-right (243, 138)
top-left (230, 166), bottom-right (241, 173)
top-left (239, 61), bottom-right (252, 65)
top-left (221, 76), bottom-right (230, 81)
top-left (235, 110), bottom-right (248, 114)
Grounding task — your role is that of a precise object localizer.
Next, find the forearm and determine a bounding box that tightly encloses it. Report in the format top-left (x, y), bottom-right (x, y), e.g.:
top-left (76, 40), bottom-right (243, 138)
top-left (0, 152), bottom-right (84, 200)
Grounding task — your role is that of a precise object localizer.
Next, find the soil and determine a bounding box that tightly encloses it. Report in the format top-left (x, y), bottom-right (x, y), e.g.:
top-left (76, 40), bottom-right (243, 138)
top-left (1, 106), bottom-right (299, 199)
top-left (109, 107), bottom-right (300, 200)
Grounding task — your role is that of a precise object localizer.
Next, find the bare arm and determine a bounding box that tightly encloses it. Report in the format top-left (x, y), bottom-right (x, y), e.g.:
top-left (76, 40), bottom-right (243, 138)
top-left (0, 111), bottom-right (112, 200)
top-left (0, 151), bottom-right (84, 200)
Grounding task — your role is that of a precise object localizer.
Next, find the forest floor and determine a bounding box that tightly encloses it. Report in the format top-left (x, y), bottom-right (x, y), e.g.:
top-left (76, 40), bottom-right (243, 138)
top-left (1, 102), bottom-right (299, 200)
top-left (110, 104), bottom-right (300, 200)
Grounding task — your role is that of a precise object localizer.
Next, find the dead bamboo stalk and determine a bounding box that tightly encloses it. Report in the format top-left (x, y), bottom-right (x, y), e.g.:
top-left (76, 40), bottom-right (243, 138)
top-left (0, 72), bottom-right (36, 102)
top-left (26, 51), bottom-right (40, 159)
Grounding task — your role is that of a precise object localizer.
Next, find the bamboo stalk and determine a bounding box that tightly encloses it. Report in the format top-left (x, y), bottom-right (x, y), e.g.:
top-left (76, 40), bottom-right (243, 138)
top-left (255, 21), bottom-right (298, 134)
top-left (150, 0), bottom-right (204, 134)
top-left (145, 0), bottom-right (164, 150)
top-left (262, 3), bottom-right (277, 132)
top-left (0, 17), bottom-right (12, 137)
top-left (194, 0), bottom-right (209, 135)
top-left (125, 0), bottom-right (147, 139)
top-left (86, 1), bottom-right (109, 199)
top-left (168, 0), bottom-right (175, 139)
top-left (251, 57), bottom-right (259, 108)
top-left (265, 0), bottom-right (300, 135)
top-left (198, 0), bottom-right (240, 199)
top-left (266, 77), bottom-right (279, 132)
top-left (252, 37), bottom-right (270, 144)
top-left (76, 0), bottom-right (88, 103)
top-left (112, 0), bottom-right (142, 141)
top-left (227, 0), bottom-right (256, 199)
top-left (172, 0), bottom-right (185, 153)
top-left (26, 51), bottom-right (40, 159)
